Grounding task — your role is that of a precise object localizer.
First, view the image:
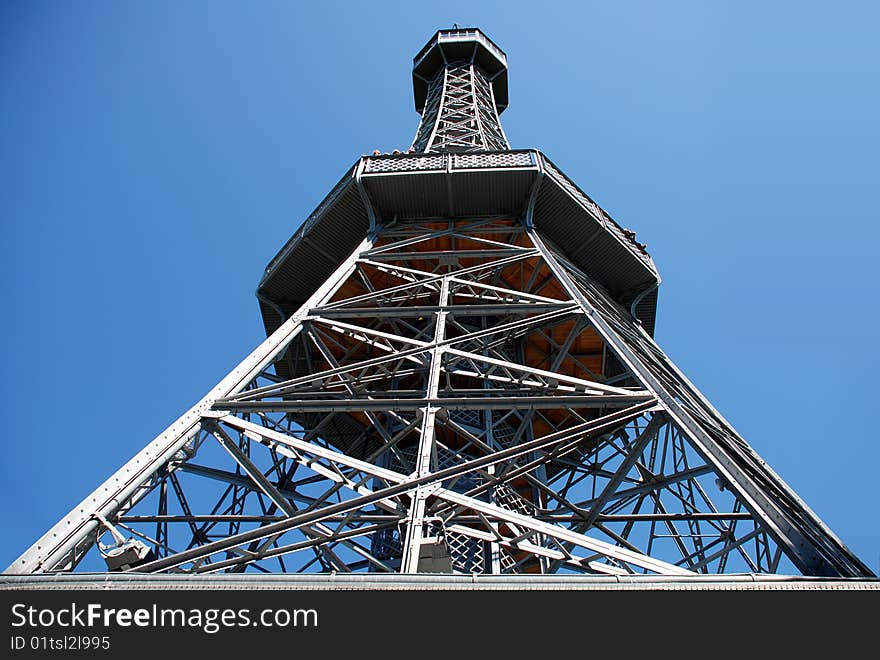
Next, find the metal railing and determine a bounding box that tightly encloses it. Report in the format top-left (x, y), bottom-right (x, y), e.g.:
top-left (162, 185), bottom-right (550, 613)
top-left (413, 28), bottom-right (507, 68)
top-left (364, 149), bottom-right (535, 174)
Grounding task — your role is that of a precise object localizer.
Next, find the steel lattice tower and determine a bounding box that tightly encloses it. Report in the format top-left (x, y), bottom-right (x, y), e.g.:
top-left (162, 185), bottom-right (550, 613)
top-left (7, 28), bottom-right (873, 579)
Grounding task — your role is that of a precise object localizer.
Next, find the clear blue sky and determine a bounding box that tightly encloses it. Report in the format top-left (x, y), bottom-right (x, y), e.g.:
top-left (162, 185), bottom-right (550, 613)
top-left (2, 1), bottom-right (878, 573)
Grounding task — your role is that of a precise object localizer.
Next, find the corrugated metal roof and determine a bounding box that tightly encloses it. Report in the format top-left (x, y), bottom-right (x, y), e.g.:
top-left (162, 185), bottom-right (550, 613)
top-left (539, 155), bottom-right (655, 273)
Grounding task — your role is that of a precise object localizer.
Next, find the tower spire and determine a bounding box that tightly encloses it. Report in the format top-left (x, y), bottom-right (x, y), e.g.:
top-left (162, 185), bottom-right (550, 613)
top-left (410, 28), bottom-right (510, 153)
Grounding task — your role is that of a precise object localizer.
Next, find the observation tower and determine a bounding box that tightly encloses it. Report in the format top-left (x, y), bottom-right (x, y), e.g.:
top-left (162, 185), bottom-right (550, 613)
top-left (6, 28), bottom-right (873, 582)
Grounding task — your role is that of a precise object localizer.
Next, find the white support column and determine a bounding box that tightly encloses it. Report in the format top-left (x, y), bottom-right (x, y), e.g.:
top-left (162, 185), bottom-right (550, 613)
top-left (401, 277), bottom-right (450, 573)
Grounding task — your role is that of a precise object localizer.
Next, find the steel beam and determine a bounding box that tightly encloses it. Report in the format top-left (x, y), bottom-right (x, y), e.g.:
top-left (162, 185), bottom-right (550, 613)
top-left (6, 235), bottom-right (375, 574)
top-left (527, 227), bottom-right (865, 576)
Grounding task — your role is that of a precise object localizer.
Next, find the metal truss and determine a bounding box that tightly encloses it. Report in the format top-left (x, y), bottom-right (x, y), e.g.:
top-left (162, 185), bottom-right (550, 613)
top-left (8, 216), bottom-right (871, 577)
top-left (411, 61), bottom-right (509, 153)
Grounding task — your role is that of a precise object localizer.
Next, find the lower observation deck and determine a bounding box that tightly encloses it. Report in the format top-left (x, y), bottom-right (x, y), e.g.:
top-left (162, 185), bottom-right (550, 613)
top-left (258, 149), bottom-right (660, 338)
top-left (3, 574), bottom-right (878, 591)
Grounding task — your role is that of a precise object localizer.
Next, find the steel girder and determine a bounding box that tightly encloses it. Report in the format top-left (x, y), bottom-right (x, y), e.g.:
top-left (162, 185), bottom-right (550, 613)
top-left (7, 216), bottom-right (871, 577)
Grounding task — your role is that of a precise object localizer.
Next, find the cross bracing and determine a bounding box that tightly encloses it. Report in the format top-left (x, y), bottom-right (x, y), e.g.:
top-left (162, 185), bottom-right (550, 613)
top-left (8, 216), bottom-right (870, 577)
top-left (411, 61), bottom-right (509, 153)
